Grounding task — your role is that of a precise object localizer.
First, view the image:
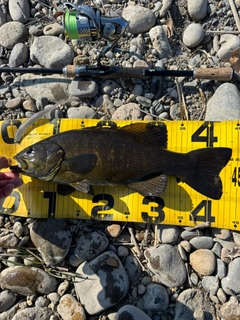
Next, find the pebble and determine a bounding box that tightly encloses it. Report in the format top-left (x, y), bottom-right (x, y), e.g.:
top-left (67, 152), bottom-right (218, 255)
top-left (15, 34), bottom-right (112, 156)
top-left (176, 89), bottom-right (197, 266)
top-left (11, 307), bottom-right (54, 320)
top-left (21, 74), bottom-right (71, 103)
top-left (100, 79), bottom-right (121, 95)
top-left (9, 0), bottom-right (30, 23)
top-left (149, 25), bottom-right (172, 59)
top-left (220, 296), bottom-right (240, 320)
top-left (30, 36), bottom-right (74, 68)
top-left (29, 219), bottom-right (72, 266)
top-left (151, 60), bottom-right (164, 99)
top-left (74, 231), bottom-right (109, 262)
top-left (5, 97), bottom-right (23, 110)
top-left (69, 79), bottom-right (98, 98)
top-left (0, 266), bottom-right (58, 296)
top-left (117, 305), bottom-right (152, 320)
top-left (216, 258), bottom-right (227, 279)
top-left (190, 249), bottom-right (216, 275)
top-left (189, 236), bottom-right (214, 249)
top-left (67, 105), bottom-right (96, 118)
top-left (201, 276), bottom-right (219, 295)
top-left (160, 0), bottom-right (173, 18)
top-left (174, 288), bottom-right (215, 320)
top-left (232, 231), bottom-right (240, 245)
top-left (117, 245), bottom-right (129, 257)
top-left (136, 283), bottom-right (169, 312)
top-left (222, 257), bottom-right (240, 295)
top-left (123, 255), bottom-right (141, 284)
top-left (57, 294), bottom-right (86, 320)
top-left (0, 290), bottom-right (17, 312)
top-left (0, 21), bottom-right (28, 49)
top-left (74, 251), bottom-right (129, 315)
top-left (145, 244), bottom-right (187, 287)
top-left (105, 224), bottom-right (121, 238)
top-left (0, 233), bottom-right (19, 247)
top-left (205, 83), bottom-right (240, 121)
top-left (182, 23), bottom-right (205, 48)
top-left (111, 103), bottom-right (143, 120)
top-left (156, 225), bottom-right (179, 244)
top-left (43, 23), bottom-right (64, 36)
top-left (122, 6), bottom-right (156, 34)
top-left (8, 43), bottom-right (28, 67)
top-left (187, 0), bottom-right (208, 22)
top-left (211, 228), bottom-right (231, 240)
top-left (181, 229), bottom-right (203, 240)
top-left (217, 34), bottom-right (240, 62)
top-left (12, 221), bottom-right (24, 238)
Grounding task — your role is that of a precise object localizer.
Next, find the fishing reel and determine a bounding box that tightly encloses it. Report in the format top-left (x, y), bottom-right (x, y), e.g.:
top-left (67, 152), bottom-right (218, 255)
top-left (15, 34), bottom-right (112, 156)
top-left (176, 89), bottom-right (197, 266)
top-left (62, 2), bottom-right (129, 42)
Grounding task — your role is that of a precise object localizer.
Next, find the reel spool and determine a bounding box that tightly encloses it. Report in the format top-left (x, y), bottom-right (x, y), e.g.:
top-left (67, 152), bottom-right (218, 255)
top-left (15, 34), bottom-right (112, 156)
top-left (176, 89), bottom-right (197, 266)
top-left (63, 2), bottom-right (129, 41)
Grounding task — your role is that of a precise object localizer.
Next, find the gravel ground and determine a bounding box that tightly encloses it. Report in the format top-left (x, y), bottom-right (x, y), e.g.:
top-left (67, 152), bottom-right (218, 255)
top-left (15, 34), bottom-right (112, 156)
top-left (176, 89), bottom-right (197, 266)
top-left (0, 0), bottom-right (240, 319)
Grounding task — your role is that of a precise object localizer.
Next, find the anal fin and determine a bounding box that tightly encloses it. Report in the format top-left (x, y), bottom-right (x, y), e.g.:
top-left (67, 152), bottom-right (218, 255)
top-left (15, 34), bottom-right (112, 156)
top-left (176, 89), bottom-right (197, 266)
top-left (127, 174), bottom-right (168, 196)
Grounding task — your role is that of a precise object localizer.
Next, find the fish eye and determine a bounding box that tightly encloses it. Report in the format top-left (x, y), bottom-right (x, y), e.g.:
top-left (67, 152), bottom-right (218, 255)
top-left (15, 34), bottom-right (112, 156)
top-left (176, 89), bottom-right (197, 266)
top-left (25, 146), bottom-right (34, 154)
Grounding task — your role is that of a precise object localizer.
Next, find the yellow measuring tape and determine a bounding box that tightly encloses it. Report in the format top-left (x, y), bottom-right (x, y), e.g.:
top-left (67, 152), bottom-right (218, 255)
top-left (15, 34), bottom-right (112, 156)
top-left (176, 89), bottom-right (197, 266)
top-left (0, 118), bottom-right (239, 230)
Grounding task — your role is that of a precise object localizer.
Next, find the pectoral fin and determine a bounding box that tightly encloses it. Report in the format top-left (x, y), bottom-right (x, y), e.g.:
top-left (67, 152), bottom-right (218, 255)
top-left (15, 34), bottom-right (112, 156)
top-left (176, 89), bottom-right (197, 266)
top-left (128, 174), bottom-right (168, 196)
top-left (69, 180), bottom-right (92, 194)
top-left (62, 154), bottom-right (97, 174)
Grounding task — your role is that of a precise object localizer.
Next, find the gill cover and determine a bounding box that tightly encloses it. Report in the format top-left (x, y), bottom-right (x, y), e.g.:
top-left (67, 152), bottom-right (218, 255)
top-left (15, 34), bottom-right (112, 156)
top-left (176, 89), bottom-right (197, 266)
top-left (14, 143), bottom-right (64, 181)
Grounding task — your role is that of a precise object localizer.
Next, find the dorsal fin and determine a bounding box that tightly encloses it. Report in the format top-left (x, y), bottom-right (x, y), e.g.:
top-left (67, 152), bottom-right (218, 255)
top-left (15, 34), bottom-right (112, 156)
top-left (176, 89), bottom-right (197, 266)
top-left (120, 122), bottom-right (168, 148)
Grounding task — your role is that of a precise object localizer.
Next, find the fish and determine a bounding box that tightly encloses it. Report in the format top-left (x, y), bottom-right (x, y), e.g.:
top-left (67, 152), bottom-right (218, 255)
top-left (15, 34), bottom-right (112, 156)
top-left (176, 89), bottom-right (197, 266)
top-left (10, 122), bottom-right (232, 200)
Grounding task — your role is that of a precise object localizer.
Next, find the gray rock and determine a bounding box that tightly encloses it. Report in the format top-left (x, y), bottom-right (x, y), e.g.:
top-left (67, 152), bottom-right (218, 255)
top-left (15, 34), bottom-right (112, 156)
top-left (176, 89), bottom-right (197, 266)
top-left (29, 24), bottom-right (43, 36)
top-left (182, 23), bottom-right (205, 48)
top-left (190, 249), bottom-right (216, 276)
top-left (222, 258), bottom-right (240, 295)
top-left (57, 294), bottom-right (86, 320)
top-left (0, 266), bottom-right (57, 296)
top-left (95, 94), bottom-right (116, 117)
top-left (217, 288), bottom-right (227, 304)
top-left (130, 35), bottom-right (145, 60)
top-left (100, 79), bottom-right (121, 95)
top-left (67, 105), bottom-right (95, 118)
top-left (8, 43), bottom-right (28, 67)
top-left (205, 83), bottom-right (240, 121)
top-left (211, 242), bottom-right (222, 258)
top-left (112, 103), bottom-right (143, 120)
top-left (122, 6), bottom-right (156, 35)
top-left (0, 22), bottom-right (28, 49)
top-left (9, 0), bottom-right (30, 23)
top-left (178, 243), bottom-right (187, 261)
top-left (215, 258), bottom-right (227, 279)
top-left (187, 0), bottom-right (208, 22)
top-left (149, 26), bottom-right (172, 59)
top-left (160, 0), bottom-right (173, 18)
top-left (74, 231), bottom-right (109, 262)
top-left (0, 290), bottom-right (17, 312)
top-left (30, 219), bottom-right (72, 266)
top-left (217, 34), bottom-right (240, 62)
top-left (220, 296), bottom-right (240, 320)
top-left (11, 307), bottom-right (54, 320)
top-left (202, 276), bottom-right (219, 295)
top-left (131, 84), bottom-right (143, 97)
top-left (30, 36), bottom-right (74, 68)
top-left (117, 305), bottom-right (152, 320)
top-left (0, 2), bottom-right (7, 27)
top-left (156, 225), bottom-right (180, 244)
top-left (0, 233), bottom-right (19, 247)
top-left (136, 96), bottom-right (152, 107)
top-left (181, 229), bottom-right (203, 240)
top-left (190, 272), bottom-right (199, 286)
top-left (20, 74), bottom-right (71, 103)
top-left (74, 251), bottom-right (129, 315)
top-left (145, 244), bottom-right (187, 287)
top-left (5, 97), bottom-right (23, 110)
top-left (70, 79), bottom-right (98, 98)
top-left (43, 23), bottom-right (64, 36)
top-left (190, 236), bottom-right (214, 250)
top-left (232, 231), bottom-right (240, 245)
top-left (35, 296), bottom-right (50, 308)
top-left (137, 283), bottom-right (169, 312)
top-left (214, 237), bottom-right (236, 250)
top-left (117, 246), bottom-right (129, 257)
top-left (124, 255), bottom-right (141, 284)
top-left (12, 221), bottom-right (24, 238)
top-left (174, 288), bottom-right (216, 320)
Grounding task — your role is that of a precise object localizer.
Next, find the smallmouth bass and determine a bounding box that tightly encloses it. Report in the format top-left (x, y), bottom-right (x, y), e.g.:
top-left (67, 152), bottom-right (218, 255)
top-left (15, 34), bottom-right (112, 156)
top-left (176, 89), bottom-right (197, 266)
top-left (11, 123), bottom-right (232, 200)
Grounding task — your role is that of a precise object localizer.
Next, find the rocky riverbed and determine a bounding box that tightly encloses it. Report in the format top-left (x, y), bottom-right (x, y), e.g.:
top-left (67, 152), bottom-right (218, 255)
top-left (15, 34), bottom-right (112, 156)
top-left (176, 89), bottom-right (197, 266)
top-left (0, 0), bottom-right (240, 319)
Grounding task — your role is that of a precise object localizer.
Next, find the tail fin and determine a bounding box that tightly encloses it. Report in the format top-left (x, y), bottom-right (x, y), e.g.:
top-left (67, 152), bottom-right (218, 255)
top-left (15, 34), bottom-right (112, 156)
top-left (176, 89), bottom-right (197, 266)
top-left (180, 147), bottom-right (232, 200)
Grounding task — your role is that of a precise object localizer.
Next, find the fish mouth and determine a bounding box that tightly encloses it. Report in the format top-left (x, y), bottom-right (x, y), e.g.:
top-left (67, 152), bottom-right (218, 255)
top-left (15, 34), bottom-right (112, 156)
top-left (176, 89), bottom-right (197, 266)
top-left (10, 158), bottom-right (28, 172)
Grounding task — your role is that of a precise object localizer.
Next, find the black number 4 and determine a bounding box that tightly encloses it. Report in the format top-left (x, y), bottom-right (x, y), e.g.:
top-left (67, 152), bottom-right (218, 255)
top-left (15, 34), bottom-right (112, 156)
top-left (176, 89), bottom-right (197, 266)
top-left (191, 122), bottom-right (218, 147)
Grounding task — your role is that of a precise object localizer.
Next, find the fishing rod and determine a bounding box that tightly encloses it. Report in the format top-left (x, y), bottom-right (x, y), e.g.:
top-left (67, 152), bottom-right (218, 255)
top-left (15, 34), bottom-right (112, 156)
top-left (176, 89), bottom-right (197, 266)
top-left (0, 64), bottom-right (234, 81)
top-left (0, 2), bottom-right (234, 81)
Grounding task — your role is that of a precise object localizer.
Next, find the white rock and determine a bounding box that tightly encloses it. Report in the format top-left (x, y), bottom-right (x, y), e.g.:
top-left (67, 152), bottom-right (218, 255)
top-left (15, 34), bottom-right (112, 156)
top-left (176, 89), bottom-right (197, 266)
top-left (187, 0), bottom-right (208, 22)
top-left (182, 23), bottom-right (205, 48)
top-left (217, 34), bottom-right (240, 62)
